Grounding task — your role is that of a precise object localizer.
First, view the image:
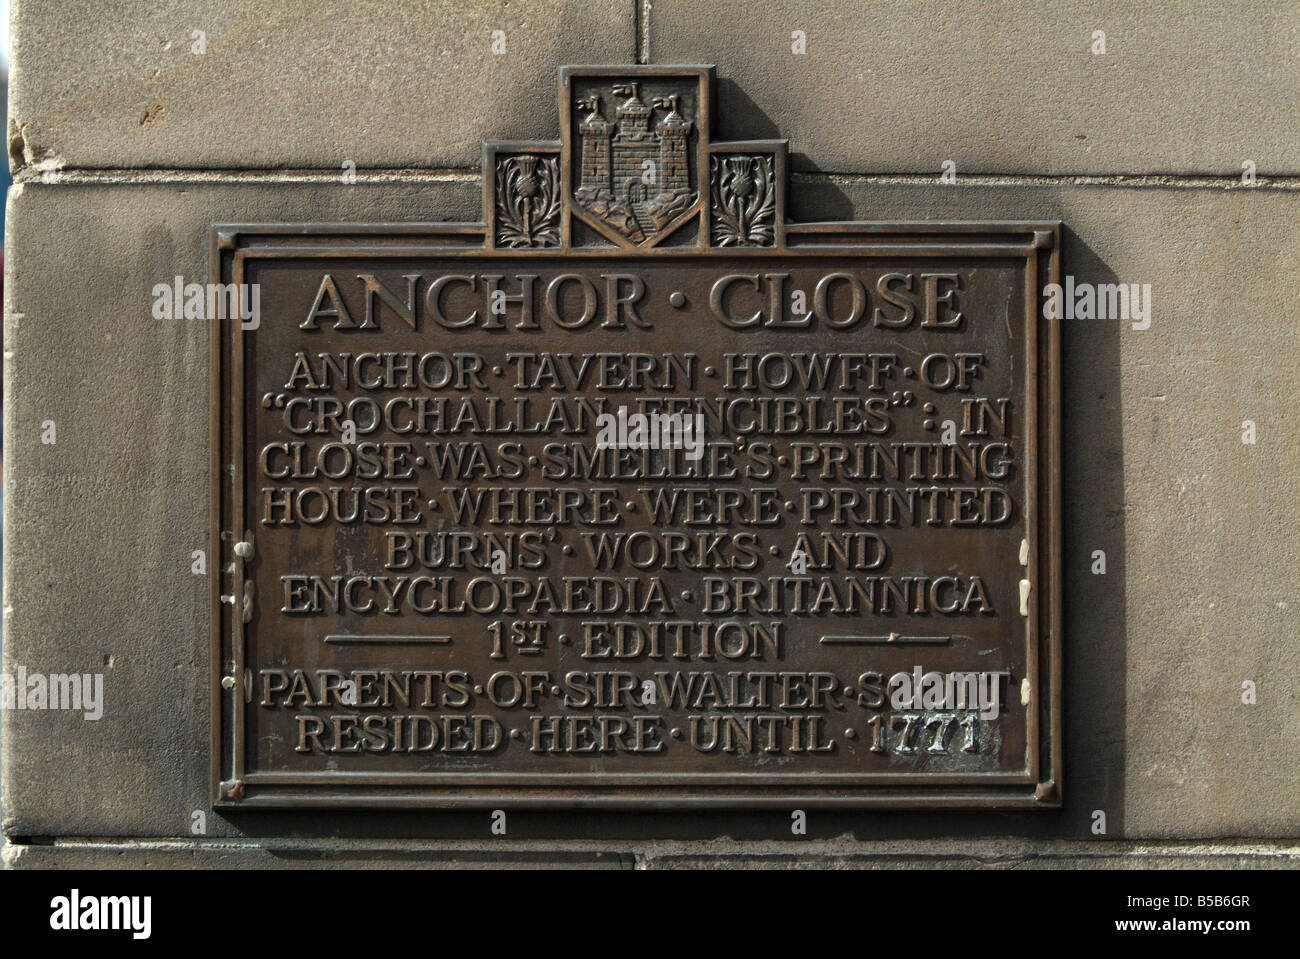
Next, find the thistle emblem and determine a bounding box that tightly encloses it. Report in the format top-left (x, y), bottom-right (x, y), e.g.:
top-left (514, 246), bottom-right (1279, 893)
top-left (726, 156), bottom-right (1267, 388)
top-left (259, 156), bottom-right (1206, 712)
top-left (710, 155), bottom-right (776, 247)
top-left (496, 154), bottom-right (561, 248)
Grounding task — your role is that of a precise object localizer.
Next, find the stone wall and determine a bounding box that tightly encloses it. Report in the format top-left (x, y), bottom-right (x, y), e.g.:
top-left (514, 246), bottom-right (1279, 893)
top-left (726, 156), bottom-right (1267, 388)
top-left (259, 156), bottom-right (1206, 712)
top-left (3, 0), bottom-right (1297, 868)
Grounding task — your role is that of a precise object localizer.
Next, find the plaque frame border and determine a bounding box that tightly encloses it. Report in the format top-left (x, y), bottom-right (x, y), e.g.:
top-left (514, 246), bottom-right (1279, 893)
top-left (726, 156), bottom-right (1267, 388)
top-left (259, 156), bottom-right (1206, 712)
top-left (209, 221), bottom-right (1062, 810)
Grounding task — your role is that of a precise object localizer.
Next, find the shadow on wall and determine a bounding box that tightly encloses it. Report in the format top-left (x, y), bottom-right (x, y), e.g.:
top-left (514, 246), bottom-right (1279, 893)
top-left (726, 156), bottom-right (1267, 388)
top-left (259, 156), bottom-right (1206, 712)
top-left (1058, 229), bottom-right (1128, 840)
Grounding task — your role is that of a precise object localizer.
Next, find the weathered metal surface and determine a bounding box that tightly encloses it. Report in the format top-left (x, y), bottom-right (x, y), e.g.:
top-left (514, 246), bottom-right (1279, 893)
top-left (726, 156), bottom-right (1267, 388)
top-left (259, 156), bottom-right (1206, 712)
top-left (211, 66), bottom-right (1061, 808)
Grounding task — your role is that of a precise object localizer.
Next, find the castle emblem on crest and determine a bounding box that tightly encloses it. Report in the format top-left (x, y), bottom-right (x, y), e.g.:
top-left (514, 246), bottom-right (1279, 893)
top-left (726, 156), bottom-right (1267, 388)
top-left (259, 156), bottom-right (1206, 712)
top-left (573, 83), bottom-right (697, 244)
top-left (483, 66), bottom-right (786, 251)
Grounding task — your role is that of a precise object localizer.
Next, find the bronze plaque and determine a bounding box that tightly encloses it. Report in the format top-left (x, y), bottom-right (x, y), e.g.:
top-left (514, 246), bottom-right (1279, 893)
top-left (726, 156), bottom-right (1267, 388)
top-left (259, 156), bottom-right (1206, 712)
top-left (211, 66), bottom-right (1061, 808)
